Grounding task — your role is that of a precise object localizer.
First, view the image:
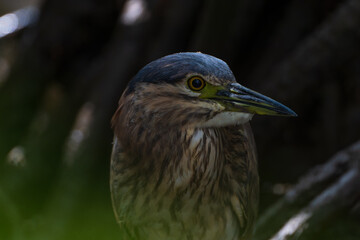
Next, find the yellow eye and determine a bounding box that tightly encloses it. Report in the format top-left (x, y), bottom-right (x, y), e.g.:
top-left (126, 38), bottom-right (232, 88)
top-left (188, 76), bottom-right (205, 91)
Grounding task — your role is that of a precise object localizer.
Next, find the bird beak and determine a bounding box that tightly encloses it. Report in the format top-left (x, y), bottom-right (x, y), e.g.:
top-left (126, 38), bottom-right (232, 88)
top-left (204, 83), bottom-right (297, 116)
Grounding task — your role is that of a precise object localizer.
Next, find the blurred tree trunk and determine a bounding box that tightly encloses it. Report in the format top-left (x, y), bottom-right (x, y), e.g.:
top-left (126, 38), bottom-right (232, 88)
top-left (0, 0), bottom-right (121, 237)
top-left (254, 141), bottom-right (360, 240)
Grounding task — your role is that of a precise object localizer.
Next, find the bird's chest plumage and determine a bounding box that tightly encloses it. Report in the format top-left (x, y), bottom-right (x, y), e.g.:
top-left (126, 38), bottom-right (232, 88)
top-left (110, 125), bottom-right (258, 240)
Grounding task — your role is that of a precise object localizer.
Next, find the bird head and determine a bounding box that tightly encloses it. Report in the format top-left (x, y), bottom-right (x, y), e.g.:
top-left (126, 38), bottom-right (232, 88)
top-left (112, 52), bottom-right (296, 135)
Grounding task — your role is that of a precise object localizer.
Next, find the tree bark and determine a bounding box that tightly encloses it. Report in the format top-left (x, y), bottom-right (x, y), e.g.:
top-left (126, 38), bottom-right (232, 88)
top-left (254, 141), bottom-right (360, 240)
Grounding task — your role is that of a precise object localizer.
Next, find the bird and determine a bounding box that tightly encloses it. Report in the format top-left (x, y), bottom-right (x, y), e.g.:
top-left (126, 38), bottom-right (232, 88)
top-left (110, 52), bottom-right (296, 240)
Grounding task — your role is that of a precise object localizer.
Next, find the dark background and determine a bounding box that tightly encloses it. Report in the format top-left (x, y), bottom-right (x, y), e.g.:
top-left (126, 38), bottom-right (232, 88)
top-left (0, 0), bottom-right (359, 239)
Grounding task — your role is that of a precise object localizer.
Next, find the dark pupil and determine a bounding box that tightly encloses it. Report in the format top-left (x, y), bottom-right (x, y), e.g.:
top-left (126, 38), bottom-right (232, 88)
top-left (192, 79), bottom-right (202, 89)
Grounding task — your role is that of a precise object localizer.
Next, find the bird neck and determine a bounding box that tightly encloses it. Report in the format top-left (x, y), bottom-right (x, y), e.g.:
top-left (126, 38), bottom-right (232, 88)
top-left (119, 124), bottom-right (225, 191)
top-left (169, 127), bottom-right (224, 190)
